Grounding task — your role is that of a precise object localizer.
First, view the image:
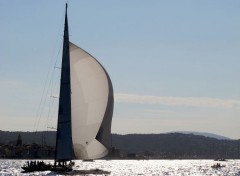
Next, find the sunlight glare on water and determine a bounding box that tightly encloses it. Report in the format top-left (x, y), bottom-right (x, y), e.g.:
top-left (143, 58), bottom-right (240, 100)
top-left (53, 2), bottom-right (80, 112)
top-left (0, 159), bottom-right (240, 176)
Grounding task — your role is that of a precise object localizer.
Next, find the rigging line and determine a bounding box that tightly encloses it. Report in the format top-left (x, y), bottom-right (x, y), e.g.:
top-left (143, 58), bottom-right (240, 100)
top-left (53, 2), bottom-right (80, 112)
top-left (33, 7), bottom-right (65, 134)
top-left (33, 7), bottom-right (65, 131)
top-left (34, 47), bottom-right (62, 133)
top-left (35, 56), bottom-right (61, 132)
top-left (44, 45), bottom-right (62, 130)
top-left (33, 43), bottom-right (60, 132)
top-left (42, 36), bottom-right (62, 131)
top-left (44, 25), bottom-right (65, 129)
top-left (35, 68), bottom-right (55, 132)
top-left (44, 69), bottom-right (61, 131)
top-left (44, 92), bottom-right (56, 130)
top-left (41, 40), bottom-right (62, 131)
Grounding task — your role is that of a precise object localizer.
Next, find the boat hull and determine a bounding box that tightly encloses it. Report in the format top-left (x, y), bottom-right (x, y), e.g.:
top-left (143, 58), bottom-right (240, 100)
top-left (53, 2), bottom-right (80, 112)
top-left (21, 166), bottom-right (52, 172)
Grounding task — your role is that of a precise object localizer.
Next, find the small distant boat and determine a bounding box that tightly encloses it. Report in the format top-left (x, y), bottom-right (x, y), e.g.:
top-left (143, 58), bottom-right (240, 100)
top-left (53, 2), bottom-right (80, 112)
top-left (214, 158), bottom-right (227, 162)
top-left (83, 159), bottom-right (94, 162)
top-left (211, 163), bottom-right (226, 169)
top-left (218, 158), bottom-right (227, 161)
top-left (22, 3), bottom-right (113, 173)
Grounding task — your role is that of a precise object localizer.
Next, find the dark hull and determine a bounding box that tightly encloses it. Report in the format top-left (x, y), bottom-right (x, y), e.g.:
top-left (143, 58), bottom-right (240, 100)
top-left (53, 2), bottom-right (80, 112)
top-left (22, 167), bottom-right (110, 175)
top-left (211, 165), bottom-right (225, 169)
top-left (21, 165), bottom-right (73, 173)
top-left (50, 166), bottom-right (72, 172)
top-left (21, 166), bottom-right (52, 172)
top-left (21, 164), bottom-right (73, 173)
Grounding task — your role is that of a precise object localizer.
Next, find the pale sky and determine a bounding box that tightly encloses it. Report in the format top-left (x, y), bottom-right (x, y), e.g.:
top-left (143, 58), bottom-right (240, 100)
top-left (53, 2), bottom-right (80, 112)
top-left (0, 0), bottom-right (240, 139)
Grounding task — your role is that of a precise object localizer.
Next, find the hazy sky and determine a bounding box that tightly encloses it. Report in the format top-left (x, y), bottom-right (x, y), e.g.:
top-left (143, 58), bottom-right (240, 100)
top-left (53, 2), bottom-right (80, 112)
top-left (0, 0), bottom-right (240, 139)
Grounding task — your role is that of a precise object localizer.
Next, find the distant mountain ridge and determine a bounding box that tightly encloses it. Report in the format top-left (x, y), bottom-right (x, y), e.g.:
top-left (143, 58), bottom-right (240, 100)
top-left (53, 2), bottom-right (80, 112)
top-left (0, 130), bottom-right (232, 144)
top-left (112, 133), bottom-right (240, 159)
top-left (0, 130), bottom-right (239, 159)
top-left (167, 131), bottom-right (232, 140)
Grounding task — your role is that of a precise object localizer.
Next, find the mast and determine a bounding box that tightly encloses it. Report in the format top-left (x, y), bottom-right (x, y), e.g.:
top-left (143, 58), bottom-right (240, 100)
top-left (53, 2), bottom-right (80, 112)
top-left (55, 3), bottom-right (74, 162)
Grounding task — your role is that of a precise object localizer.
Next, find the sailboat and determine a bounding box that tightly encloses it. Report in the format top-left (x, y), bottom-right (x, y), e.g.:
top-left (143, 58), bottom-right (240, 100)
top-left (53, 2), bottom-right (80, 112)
top-left (22, 3), bottom-right (114, 173)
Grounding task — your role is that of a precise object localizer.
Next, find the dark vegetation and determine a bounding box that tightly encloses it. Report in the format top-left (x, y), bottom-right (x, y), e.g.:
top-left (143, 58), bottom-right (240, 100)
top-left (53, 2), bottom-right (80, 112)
top-left (0, 130), bottom-right (55, 146)
top-left (112, 133), bottom-right (240, 159)
top-left (0, 130), bottom-right (239, 159)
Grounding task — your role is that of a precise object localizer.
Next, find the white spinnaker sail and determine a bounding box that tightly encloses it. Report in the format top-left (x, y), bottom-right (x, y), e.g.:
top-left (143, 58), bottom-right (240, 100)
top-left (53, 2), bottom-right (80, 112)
top-left (70, 42), bottom-right (112, 159)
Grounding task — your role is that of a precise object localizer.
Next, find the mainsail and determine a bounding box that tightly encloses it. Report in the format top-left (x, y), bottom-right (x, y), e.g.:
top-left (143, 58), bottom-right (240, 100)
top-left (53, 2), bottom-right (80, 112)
top-left (55, 4), bottom-right (114, 161)
top-left (55, 4), bottom-right (73, 161)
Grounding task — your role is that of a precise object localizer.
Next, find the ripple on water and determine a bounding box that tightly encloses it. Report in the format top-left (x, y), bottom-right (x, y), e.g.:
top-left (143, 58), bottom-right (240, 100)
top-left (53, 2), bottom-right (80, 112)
top-left (0, 159), bottom-right (240, 176)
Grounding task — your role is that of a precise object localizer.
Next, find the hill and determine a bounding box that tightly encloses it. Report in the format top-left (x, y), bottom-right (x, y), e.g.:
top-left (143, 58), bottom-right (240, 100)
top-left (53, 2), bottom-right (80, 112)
top-left (0, 130), bottom-right (55, 146)
top-left (169, 131), bottom-right (231, 140)
top-left (0, 130), bottom-right (239, 159)
top-left (112, 133), bottom-right (240, 158)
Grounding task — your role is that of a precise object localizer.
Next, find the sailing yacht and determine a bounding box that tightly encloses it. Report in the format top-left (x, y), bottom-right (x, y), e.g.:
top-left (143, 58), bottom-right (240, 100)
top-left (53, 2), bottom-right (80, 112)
top-left (22, 3), bottom-right (114, 172)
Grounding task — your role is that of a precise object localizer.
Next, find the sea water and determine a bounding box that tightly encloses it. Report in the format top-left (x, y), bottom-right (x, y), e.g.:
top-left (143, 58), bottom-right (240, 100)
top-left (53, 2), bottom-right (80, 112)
top-left (0, 159), bottom-right (240, 175)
